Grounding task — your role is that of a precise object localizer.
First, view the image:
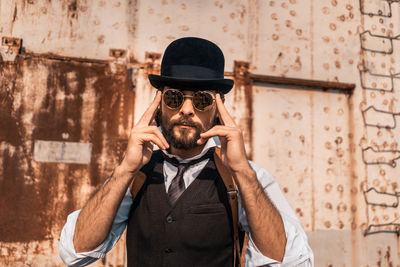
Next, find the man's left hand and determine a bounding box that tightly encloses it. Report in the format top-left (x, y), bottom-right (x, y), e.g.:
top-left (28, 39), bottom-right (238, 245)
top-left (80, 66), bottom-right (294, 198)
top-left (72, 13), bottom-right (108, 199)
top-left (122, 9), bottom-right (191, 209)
top-left (197, 93), bottom-right (250, 174)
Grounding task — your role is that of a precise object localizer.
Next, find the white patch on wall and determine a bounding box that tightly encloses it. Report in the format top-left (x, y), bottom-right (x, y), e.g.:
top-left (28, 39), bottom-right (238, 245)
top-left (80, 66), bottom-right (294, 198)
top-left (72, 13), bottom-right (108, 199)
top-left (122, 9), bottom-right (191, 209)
top-left (33, 140), bottom-right (92, 164)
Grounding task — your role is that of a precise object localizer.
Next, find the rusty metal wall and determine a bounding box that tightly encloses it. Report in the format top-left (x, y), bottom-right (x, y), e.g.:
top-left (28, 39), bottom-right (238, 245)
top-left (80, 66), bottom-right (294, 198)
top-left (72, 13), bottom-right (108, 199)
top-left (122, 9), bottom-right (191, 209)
top-left (1, 0), bottom-right (400, 266)
top-left (0, 55), bottom-right (133, 266)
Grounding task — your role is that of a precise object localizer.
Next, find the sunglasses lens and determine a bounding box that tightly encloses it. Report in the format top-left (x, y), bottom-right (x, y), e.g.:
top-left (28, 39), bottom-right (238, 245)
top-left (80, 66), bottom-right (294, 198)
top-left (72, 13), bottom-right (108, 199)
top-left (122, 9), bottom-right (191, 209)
top-left (193, 91), bottom-right (214, 111)
top-left (163, 89), bottom-right (215, 111)
top-left (163, 89), bottom-right (183, 109)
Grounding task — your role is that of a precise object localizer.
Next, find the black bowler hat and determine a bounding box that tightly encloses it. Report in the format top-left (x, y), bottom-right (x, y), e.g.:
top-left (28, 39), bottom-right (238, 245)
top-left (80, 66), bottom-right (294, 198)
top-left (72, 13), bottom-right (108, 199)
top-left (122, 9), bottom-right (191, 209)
top-left (148, 37), bottom-right (234, 94)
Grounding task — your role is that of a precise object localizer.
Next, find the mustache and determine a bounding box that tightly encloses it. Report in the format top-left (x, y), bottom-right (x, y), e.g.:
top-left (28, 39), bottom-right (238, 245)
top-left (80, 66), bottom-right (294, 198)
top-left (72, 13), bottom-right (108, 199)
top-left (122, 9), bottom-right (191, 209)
top-left (171, 116), bottom-right (201, 128)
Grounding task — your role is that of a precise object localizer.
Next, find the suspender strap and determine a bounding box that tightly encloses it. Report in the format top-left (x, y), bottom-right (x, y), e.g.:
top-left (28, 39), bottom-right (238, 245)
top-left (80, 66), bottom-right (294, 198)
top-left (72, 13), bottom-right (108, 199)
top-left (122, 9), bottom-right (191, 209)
top-left (129, 171), bottom-right (147, 199)
top-left (129, 150), bottom-right (163, 199)
top-left (213, 147), bottom-right (240, 267)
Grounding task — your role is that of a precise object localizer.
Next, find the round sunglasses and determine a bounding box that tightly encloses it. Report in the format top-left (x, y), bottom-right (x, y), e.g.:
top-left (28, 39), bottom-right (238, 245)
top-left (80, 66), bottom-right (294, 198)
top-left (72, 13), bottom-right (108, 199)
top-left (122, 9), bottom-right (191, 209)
top-left (162, 88), bottom-right (217, 112)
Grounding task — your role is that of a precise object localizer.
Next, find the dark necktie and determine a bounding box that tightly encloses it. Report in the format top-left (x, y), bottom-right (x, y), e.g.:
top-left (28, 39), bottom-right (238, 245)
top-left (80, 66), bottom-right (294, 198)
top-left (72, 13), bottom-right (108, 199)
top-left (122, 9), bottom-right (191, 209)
top-left (164, 148), bottom-right (215, 206)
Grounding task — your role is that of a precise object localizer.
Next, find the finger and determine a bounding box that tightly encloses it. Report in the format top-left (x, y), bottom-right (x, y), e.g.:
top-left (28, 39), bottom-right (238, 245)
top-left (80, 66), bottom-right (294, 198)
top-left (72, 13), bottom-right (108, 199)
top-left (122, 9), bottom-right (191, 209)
top-left (197, 134), bottom-right (226, 145)
top-left (140, 126), bottom-right (169, 149)
top-left (143, 141), bottom-right (153, 154)
top-left (137, 133), bottom-right (168, 150)
top-left (136, 90), bottom-right (162, 126)
top-left (201, 125), bottom-right (234, 137)
top-left (197, 125), bottom-right (235, 144)
top-left (215, 93), bottom-right (236, 127)
top-left (143, 143), bottom-right (153, 156)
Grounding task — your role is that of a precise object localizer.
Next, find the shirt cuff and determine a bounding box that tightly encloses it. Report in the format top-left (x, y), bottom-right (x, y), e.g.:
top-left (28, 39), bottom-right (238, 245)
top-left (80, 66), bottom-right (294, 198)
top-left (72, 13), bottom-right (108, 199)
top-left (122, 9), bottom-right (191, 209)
top-left (59, 210), bottom-right (126, 266)
top-left (245, 211), bottom-right (314, 266)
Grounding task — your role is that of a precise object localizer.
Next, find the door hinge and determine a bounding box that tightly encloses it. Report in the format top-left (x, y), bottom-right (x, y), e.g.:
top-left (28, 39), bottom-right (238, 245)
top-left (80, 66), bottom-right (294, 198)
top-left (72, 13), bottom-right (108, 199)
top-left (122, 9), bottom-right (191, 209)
top-left (1, 37), bottom-right (22, 62)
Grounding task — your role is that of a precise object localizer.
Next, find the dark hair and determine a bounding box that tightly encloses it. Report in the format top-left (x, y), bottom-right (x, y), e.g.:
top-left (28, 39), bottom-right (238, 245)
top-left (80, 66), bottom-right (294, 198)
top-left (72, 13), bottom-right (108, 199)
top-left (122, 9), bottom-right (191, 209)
top-left (155, 107), bottom-right (161, 126)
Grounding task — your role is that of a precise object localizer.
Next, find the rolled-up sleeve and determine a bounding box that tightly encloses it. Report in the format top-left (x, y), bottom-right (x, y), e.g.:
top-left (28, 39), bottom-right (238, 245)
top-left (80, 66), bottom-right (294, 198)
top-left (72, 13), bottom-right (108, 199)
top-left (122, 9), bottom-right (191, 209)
top-left (59, 189), bottom-right (133, 266)
top-left (240, 161), bottom-right (314, 267)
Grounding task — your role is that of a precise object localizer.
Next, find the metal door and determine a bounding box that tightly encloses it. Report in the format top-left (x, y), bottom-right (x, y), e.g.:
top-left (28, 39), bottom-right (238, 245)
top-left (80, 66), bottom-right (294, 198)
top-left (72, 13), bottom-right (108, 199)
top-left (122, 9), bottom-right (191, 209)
top-left (0, 55), bottom-right (133, 266)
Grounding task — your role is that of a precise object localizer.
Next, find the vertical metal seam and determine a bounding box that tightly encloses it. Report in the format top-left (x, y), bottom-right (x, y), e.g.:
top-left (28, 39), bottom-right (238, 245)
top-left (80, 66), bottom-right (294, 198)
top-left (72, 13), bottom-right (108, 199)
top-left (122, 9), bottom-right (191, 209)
top-left (310, 0), bottom-right (314, 79)
top-left (310, 92), bottom-right (315, 232)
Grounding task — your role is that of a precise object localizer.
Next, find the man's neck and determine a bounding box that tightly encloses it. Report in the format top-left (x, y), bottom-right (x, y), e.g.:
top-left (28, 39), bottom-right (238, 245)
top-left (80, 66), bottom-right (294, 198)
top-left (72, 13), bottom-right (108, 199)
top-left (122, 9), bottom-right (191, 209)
top-left (169, 143), bottom-right (206, 160)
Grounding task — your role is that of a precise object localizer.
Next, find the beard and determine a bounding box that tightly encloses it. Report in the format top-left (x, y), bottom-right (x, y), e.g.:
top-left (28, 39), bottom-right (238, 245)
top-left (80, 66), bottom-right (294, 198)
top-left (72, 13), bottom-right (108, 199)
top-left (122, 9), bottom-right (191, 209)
top-left (161, 114), bottom-right (205, 150)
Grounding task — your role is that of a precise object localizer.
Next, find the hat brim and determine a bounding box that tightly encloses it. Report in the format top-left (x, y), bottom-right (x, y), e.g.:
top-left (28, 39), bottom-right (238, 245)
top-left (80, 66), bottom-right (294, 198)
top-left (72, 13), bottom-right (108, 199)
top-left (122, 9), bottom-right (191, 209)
top-left (148, 74), bottom-right (234, 94)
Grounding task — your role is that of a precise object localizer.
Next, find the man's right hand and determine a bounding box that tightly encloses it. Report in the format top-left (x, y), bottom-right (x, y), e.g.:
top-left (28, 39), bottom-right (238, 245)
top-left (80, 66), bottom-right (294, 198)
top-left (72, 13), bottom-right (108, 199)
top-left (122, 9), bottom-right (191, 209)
top-left (119, 90), bottom-right (169, 174)
top-left (72, 91), bottom-right (169, 254)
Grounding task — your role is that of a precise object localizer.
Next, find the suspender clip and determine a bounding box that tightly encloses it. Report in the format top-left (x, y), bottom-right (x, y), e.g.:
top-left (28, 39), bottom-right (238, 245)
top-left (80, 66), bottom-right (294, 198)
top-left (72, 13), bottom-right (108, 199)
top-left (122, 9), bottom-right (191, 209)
top-left (227, 190), bottom-right (238, 195)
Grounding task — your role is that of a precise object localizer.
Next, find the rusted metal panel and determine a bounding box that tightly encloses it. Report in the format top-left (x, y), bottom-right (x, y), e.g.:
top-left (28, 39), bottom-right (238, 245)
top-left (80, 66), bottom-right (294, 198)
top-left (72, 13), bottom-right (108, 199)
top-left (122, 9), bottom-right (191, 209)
top-left (251, 0), bottom-right (313, 78)
top-left (127, 0), bottom-right (251, 69)
top-left (251, 83), bottom-right (353, 236)
top-left (0, 0), bottom-right (135, 61)
top-left (232, 61), bottom-right (254, 160)
top-left (252, 85), bottom-right (315, 233)
top-left (0, 55), bottom-right (134, 265)
top-left (357, 0), bottom-right (400, 266)
top-left (251, 0), bottom-right (400, 265)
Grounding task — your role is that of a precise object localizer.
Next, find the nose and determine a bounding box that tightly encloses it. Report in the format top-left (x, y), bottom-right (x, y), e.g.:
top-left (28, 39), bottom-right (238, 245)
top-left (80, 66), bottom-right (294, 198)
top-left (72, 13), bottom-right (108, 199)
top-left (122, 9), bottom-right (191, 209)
top-left (179, 98), bottom-right (195, 116)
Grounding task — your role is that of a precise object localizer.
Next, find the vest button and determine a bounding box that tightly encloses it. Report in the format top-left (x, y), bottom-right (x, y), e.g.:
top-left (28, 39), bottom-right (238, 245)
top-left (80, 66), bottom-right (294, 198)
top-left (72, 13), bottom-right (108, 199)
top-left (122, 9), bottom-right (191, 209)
top-left (166, 215), bottom-right (174, 223)
top-left (164, 248), bottom-right (173, 253)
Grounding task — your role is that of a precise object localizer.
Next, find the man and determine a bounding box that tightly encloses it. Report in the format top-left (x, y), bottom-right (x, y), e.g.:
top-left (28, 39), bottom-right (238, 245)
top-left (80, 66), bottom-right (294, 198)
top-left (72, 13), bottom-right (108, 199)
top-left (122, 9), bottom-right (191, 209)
top-left (60, 37), bottom-right (313, 266)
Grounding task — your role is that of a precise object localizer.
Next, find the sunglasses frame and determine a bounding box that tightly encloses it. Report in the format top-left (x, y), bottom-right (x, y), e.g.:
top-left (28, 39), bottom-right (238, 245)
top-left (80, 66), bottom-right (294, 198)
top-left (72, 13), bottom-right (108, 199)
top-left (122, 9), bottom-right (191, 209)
top-left (162, 88), bottom-right (217, 112)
